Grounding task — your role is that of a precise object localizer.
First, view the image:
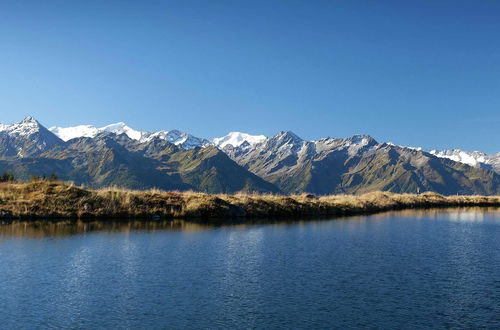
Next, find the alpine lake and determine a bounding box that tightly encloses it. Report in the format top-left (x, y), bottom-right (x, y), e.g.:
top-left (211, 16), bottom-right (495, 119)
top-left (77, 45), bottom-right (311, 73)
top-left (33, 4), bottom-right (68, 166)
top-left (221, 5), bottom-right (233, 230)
top-left (0, 208), bottom-right (499, 329)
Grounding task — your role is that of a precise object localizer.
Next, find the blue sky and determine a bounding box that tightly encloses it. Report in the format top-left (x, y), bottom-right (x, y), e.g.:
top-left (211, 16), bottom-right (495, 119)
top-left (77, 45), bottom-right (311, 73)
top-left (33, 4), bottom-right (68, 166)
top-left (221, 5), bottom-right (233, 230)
top-left (0, 0), bottom-right (499, 153)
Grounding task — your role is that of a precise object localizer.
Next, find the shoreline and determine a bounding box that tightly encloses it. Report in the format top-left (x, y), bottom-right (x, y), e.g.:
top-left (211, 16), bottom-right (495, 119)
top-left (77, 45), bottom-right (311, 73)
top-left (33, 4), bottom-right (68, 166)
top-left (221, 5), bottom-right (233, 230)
top-left (0, 181), bottom-right (499, 222)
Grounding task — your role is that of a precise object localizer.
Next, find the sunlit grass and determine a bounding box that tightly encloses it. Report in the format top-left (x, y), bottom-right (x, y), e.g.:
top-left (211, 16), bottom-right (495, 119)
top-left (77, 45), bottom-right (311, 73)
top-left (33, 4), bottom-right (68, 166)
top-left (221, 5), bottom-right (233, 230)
top-left (0, 181), bottom-right (498, 220)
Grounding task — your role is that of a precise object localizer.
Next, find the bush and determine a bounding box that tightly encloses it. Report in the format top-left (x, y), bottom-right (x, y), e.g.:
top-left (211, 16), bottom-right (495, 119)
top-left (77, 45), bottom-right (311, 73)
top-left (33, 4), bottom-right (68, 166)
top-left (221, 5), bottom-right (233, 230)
top-left (0, 171), bottom-right (15, 182)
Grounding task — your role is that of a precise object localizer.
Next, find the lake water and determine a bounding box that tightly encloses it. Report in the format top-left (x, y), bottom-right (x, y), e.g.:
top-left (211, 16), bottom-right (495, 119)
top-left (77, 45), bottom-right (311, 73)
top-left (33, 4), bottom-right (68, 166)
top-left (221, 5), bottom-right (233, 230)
top-left (0, 208), bottom-right (499, 329)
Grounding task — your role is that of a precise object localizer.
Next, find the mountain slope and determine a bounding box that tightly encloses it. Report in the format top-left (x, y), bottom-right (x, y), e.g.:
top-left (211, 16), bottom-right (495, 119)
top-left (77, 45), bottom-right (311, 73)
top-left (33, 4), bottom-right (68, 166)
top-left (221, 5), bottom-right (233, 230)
top-left (163, 146), bottom-right (281, 194)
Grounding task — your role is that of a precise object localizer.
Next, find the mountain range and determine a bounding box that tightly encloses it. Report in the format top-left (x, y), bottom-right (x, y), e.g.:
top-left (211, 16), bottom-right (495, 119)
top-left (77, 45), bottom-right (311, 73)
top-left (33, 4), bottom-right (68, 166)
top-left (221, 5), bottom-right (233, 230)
top-left (0, 116), bottom-right (498, 195)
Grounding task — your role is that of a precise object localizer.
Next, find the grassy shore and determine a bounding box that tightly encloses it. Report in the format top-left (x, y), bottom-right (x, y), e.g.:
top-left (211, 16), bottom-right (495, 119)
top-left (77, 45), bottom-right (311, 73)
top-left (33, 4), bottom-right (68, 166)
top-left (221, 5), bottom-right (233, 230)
top-left (0, 181), bottom-right (498, 221)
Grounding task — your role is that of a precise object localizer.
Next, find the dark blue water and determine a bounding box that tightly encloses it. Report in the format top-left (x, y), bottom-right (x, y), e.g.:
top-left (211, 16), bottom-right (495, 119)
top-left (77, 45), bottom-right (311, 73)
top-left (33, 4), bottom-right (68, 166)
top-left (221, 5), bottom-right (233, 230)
top-left (0, 209), bottom-right (499, 329)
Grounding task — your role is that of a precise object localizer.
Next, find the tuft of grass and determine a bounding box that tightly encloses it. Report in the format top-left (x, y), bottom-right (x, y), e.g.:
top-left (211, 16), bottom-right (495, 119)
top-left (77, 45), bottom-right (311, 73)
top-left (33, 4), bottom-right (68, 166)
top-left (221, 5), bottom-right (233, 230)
top-left (0, 181), bottom-right (498, 221)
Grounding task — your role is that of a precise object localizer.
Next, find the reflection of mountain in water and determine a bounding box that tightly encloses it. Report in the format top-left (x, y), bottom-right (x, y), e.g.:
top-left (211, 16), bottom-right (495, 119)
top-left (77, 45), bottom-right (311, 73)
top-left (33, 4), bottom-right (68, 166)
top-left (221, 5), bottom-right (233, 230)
top-left (0, 207), bottom-right (498, 238)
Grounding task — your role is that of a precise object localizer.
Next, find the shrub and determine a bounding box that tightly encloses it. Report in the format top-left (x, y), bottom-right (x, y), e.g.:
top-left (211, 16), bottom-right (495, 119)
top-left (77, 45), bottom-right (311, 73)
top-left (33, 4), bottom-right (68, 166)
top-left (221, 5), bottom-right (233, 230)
top-left (0, 171), bottom-right (15, 182)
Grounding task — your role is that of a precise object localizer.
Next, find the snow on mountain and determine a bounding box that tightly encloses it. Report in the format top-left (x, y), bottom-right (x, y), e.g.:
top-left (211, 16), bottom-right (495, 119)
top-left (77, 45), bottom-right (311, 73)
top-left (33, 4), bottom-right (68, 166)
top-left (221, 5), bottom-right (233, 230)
top-left (429, 149), bottom-right (488, 167)
top-left (147, 129), bottom-right (211, 149)
top-left (312, 135), bottom-right (378, 157)
top-left (49, 125), bottom-right (100, 141)
top-left (387, 142), bottom-right (423, 151)
top-left (212, 132), bottom-right (266, 148)
top-left (0, 116), bottom-right (63, 157)
top-left (260, 131), bottom-right (306, 155)
top-left (49, 122), bottom-right (210, 149)
top-left (0, 116), bottom-right (44, 136)
top-left (99, 122), bottom-right (148, 141)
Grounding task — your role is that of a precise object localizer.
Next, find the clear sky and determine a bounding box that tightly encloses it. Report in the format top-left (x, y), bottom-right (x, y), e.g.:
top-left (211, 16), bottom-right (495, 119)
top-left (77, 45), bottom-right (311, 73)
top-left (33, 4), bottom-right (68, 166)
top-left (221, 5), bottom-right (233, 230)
top-left (0, 0), bottom-right (499, 153)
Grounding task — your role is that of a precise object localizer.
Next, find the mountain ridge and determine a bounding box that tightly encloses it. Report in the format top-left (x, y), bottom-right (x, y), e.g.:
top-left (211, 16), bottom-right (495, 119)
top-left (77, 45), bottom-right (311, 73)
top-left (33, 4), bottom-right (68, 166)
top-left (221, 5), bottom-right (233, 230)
top-left (1, 116), bottom-right (498, 195)
top-left (49, 122), bottom-right (211, 150)
top-left (47, 118), bottom-right (499, 163)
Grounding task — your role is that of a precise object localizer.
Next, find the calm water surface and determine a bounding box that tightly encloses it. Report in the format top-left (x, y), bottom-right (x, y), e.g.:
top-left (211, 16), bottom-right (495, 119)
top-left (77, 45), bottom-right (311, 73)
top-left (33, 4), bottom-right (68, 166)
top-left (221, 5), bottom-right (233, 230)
top-left (0, 208), bottom-right (499, 329)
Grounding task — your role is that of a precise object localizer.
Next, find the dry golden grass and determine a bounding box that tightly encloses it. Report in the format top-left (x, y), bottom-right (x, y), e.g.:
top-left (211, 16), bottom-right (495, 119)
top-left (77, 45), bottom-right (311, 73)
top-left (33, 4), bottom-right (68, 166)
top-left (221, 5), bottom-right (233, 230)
top-left (0, 181), bottom-right (498, 220)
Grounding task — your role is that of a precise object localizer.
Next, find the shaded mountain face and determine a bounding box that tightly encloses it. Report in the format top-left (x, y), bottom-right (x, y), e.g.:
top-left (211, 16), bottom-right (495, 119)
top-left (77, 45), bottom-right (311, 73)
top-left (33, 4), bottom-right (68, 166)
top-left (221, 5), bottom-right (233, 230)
top-left (224, 132), bottom-right (500, 195)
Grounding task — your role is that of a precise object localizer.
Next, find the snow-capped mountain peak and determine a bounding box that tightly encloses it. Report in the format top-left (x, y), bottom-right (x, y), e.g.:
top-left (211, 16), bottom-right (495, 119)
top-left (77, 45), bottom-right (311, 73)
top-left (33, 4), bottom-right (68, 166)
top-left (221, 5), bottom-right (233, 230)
top-left (212, 132), bottom-right (266, 148)
top-left (0, 116), bottom-right (63, 157)
top-left (265, 131), bottom-right (305, 154)
top-left (99, 122), bottom-right (147, 141)
top-left (21, 116), bottom-right (37, 123)
top-left (271, 131), bottom-right (303, 146)
top-left (346, 134), bottom-right (377, 146)
top-left (429, 149), bottom-right (488, 167)
top-left (0, 116), bottom-right (44, 136)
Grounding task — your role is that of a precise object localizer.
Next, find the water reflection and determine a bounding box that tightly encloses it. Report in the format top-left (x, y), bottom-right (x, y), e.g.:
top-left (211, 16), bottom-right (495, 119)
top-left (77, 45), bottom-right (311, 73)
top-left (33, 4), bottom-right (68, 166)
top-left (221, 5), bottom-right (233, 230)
top-left (371, 207), bottom-right (499, 222)
top-left (0, 220), bottom-right (213, 238)
top-left (0, 207), bottom-right (498, 238)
